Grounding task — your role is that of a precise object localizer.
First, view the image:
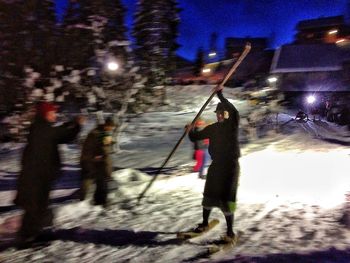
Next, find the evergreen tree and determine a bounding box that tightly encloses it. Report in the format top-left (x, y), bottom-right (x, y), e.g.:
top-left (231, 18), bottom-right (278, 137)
top-left (61, 0), bottom-right (129, 69)
top-left (0, 0), bottom-right (27, 112)
top-left (133, 0), bottom-right (180, 104)
top-left (209, 32), bottom-right (218, 53)
top-left (60, 0), bottom-right (94, 69)
top-left (193, 47), bottom-right (205, 77)
top-left (54, 1), bottom-right (147, 148)
top-left (23, 0), bottom-right (58, 75)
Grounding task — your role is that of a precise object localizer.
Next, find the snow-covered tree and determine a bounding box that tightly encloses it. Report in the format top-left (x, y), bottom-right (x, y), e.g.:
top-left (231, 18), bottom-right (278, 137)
top-left (60, 0), bottom-right (129, 69)
top-left (1, 1), bottom-right (150, 145)
top-left (242, 86), bottom-right (285, 140)
top-left (0, 0), bottom-right (59, 113)
top-left (133, 0), bottom-right (180, 104)
top-left (53, 2), bottom-right (147, 149)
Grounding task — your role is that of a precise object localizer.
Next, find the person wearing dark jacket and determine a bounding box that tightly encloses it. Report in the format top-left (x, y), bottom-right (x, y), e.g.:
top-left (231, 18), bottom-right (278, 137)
top-left (187, 85), bottom-right (240, 241)
top-left (79, 117), bottom-right (116, 207)
top-left (14, 102), bottom-right (82, 247)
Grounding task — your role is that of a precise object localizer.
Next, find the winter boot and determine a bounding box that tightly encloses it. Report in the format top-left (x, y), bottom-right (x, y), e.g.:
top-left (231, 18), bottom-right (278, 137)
top-left (193, 223), bottom-right (209, 233)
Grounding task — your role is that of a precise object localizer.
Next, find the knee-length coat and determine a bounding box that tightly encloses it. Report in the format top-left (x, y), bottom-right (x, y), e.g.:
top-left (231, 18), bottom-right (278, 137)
top-left (15, 116), bottom-right (81, 211)
top-left (189, 91), bottom-right (240, 204)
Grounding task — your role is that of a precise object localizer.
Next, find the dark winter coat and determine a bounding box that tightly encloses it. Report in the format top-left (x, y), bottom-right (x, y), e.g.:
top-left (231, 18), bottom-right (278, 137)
top-left (14, 116), bottom-right (81, 211)
top-left (80, 126), bottom-right (113, 181)
top-left (189, 91), bottom-right (240, 202)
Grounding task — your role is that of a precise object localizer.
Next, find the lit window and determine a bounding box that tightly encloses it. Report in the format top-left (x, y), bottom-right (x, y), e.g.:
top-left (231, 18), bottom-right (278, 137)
top-left (328, 29), bottom-right (338, 35)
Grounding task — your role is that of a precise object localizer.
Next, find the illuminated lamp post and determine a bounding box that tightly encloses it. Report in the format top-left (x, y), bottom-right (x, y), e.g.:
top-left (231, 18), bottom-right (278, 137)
top-left (267, 76), bottom-right (278, 92)
top-left (306, 94), bottom-right (317, 121)
top-left (107, 61), bottom-right (119, 72)
top-left (202, 68), bottom-right (211, 84)
top-left (267, 76), bottom-right (278, 85)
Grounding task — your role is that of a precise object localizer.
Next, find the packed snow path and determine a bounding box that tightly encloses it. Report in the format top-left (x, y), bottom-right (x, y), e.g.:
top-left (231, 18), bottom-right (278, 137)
top-left (1, 85), bottom-right (350, 262)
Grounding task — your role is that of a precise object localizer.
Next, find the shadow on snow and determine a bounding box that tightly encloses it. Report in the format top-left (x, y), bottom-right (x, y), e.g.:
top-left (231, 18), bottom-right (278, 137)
top-left (0, 227), bottom-right (182, 252)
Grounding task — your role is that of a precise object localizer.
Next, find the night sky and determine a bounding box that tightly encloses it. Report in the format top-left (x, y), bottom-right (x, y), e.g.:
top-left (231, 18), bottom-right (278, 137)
top-left (55, 0), bottom-right (349, 61)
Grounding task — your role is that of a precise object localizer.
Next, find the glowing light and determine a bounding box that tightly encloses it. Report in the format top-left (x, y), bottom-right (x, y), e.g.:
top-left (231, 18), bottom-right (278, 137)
top-left (202, 68), bottom-right (211, 73)
top-left (306, 95), bottom-right (316, 104)
top-left (208, 52), bottom-right (217, 57)
top-left (268, 77), bottom-right (278, 83)
top-left (107, 61), bottom-right (119, 71)
top-left (328, 29), bottom-right (338, 35)
top-left (336, 39), bottom-right (345, 44)
top-left (239, 147), bottom-right (350, 208)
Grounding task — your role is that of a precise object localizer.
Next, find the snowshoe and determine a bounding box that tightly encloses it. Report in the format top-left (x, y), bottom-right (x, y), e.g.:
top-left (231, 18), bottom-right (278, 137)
top-left (177, 219), bottom-right (219, 239)
top-left (206, 231), bottom-right (243, 254)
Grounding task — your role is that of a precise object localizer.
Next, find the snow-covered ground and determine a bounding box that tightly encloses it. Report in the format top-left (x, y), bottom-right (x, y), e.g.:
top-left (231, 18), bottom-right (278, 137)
top-left (1, 85), bottom-right (350, 262)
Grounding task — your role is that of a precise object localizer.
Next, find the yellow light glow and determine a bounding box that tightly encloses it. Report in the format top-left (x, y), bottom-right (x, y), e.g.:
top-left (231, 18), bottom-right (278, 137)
top-left (328, 29), bottom-right (338, 35)
top-left (336, 39), bottom-right (345, 44)
top-left (202, 68), bottom-right (211, 73)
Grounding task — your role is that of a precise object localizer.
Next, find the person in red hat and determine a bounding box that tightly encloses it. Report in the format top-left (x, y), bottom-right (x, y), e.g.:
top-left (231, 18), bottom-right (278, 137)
top-left (187, 85), bottom-right (240, 243)
top-left (191, 118), bottom-right (210, 179)
top-left (14, 101), bottom-right (84, 248)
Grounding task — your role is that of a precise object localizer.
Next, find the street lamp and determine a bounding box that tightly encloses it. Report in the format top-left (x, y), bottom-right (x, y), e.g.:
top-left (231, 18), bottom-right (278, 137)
top-left (306, 95), bottom-right (316, 104)
top-left (107, 61), bottom-right (119, 71)
top-left (267, 76), bottom-right (278, 83)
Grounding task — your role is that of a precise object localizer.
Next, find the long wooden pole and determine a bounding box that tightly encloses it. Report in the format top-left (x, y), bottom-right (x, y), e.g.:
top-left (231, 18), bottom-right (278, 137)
top-left (137, 43), bottom-right (251, 202)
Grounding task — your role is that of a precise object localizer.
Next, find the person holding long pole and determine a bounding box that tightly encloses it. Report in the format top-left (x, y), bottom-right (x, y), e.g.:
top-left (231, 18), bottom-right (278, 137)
top-left (137, 43), bottom-right (250, 202)
top-left (186, 84), bottom-right (240, 242)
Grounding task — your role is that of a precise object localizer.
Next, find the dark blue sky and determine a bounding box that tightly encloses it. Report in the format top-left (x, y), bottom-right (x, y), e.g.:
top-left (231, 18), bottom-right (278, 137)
top-left (55, 0), bottom-right (349, 61)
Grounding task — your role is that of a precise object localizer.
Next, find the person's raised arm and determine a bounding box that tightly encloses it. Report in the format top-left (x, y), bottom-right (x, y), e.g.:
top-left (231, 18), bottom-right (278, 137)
top-left (214, 85), bottom-right (239, 124)
top-left (54, 116), bottom-right (84, 144)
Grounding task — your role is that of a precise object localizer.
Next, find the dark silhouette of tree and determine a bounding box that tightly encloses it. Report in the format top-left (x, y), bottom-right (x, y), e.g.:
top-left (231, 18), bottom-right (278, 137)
top-left (133, 0), bottom-right (180, 104)
top-left (0, 1), bottom-right (29, 112)
top-left (209, 32), bottom-right (218, 53)
top-left (24, 0), bottom-right (58, 75)
top-left (59, 0), bottom-right (94, 69)
top-left (193, 47), bottom-right (205, 77)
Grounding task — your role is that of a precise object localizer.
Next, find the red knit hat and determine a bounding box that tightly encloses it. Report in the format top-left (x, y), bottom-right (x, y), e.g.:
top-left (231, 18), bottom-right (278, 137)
top-left (36, 102), bottom-right (58, 118)
top-left (195, 119), bottom-right (205, 127)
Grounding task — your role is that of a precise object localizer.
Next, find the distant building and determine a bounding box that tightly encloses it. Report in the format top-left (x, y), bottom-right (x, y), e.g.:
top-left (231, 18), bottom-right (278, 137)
top-left (270, 43), bottom-right (350, 92)
top-left (221, 37), bottom-right (272, 86)
top-left (172, 37), bottom-right (273, 86)
top-left (294, 15), bottom-right (350, 44)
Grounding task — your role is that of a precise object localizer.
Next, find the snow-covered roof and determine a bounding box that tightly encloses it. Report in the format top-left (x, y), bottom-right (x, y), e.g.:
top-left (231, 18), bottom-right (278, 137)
top-left (270, 44), bottom-right (350, 73)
